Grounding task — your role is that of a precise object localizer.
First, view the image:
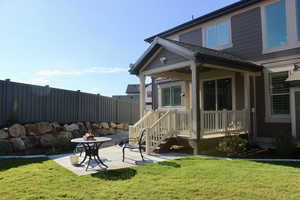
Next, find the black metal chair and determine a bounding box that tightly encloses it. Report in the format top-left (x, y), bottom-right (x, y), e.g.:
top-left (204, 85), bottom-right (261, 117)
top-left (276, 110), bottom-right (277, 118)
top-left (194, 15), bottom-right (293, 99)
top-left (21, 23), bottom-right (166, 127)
top-left (122, 129), bottom-right (146, 162)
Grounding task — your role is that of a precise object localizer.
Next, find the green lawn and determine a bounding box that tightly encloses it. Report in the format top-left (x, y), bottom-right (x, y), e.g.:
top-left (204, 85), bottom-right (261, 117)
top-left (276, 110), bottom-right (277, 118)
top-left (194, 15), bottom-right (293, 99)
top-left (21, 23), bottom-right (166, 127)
top-left (1, 157), bottom-right (300, 200)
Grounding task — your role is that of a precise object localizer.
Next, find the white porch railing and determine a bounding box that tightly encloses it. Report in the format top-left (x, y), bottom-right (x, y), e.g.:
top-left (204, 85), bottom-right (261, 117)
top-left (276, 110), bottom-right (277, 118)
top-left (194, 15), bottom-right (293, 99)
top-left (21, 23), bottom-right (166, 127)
top-left (129, 110), bottom-right (165, 143)
top-left (201, 109), bottom-right (249, 136)
top-left (130, 109), bottom-right (249, 154)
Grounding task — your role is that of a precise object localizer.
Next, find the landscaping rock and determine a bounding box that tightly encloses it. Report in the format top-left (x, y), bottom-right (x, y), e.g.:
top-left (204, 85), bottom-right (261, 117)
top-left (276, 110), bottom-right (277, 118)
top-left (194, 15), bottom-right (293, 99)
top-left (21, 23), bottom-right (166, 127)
top-left (9, 124), bottom-right (26, 138)
top-left (0, 140), bottom-right (13, 154)
top-left (94, 128), bottom-right (111, 136)
top-left (24, 124), bottom-right (38, 136)
top-left (110, 122), bottom-right (117, 129)
top-left (40, 134), bottom-right (56, 147)
top-left (64, 124), bottom-right (79, 132)
top-left (36, 122), bottom-right (53, 134)
top-left (51, 122), bottom-right (61, 130)
top-left (123, 124), bottom-right (129, 131)
top-left (85, 121), bottom-right (92, 130)
top-left (10, 138), bottom-right (26, 151)
top-left (100, 122), bottom-right (110, 129)
top-left (56, 131), bottom-right (73, 140)
top-left (116, 123), bottom-right (125, 130)
top-left (0, 129), bottom-right (9, 139)
top-left (71, 130), bottom-right (82, 138)
top-left (91, 122), bottom-right (101, 129)
top-left (77, 122), bottom-right (87, 133)
top-left (23, 136), bottom-right (40, 149)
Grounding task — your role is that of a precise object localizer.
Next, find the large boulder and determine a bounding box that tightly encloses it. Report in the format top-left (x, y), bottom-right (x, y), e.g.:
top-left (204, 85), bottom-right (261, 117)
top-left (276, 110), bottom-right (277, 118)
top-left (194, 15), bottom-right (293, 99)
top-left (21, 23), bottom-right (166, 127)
top-left (51, 122), bottom-right (61, 131)
top-left (77, 122), bottom-right (86, 131)
top-left (94, 128), bottom-right (111, 136)
top-left (71, 130), bottom-right (82, 139)
top-left (64, 124), bottom-right (79, 132)
top-left (23, 136), bottom-right (40, 149)
top-left (85, 122), bottom-right (92, 130)
top-left (10, 138), bottom-right (26, 151)
top-left (0, 129), bottom-right (9, 139)
top-left (100, 122), bottom-right (110, 129)
top-left (40, 134), bottom-right (56, 147)
top-left (123, 124), bottom-right (129, 131)
top-left (116, 123), bottom-right (125, 130)
top-left (110, 122), bottom-right (117, 129)
top-left (9, 124), bottom-right (26, 138)
top-left (91, 123), bottom-right (100, 129)
top-left (36, 122), bottom-right (53, 134)
top-left (0, 140), bottom-right (13, 154)
top-left (24, 124), bottom-right (38, 136)
top-left (56, 131), bottom-right (72, 140)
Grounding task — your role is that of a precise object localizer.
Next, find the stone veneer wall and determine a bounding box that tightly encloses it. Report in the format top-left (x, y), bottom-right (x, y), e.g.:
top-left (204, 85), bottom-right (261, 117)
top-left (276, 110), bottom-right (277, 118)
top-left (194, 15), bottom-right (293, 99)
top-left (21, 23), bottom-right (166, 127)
top-left (0, 121), bottom-right (129, 154)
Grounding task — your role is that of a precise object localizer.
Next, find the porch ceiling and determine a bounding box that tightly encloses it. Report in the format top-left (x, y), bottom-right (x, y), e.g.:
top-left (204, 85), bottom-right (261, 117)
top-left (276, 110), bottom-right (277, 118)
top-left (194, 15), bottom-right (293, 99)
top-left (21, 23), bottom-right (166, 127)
top-left (129, 37), bottom-right (263, 76)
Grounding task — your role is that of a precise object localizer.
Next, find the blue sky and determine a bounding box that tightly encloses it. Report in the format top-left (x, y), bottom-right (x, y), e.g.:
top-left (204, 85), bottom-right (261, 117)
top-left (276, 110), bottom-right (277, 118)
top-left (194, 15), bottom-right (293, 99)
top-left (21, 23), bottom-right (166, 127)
top-left (0, 0), bottom-right (238, 97)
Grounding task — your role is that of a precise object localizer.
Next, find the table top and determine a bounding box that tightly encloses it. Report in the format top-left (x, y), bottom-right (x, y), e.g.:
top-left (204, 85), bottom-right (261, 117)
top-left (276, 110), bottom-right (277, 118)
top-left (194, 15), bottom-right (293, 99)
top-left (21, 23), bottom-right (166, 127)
top-left (71, 137), bottom-right (112, 144)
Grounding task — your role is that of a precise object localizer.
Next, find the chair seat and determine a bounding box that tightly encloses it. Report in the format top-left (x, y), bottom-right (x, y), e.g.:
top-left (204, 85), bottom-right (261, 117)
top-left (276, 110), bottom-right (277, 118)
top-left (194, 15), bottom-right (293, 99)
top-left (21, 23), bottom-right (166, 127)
top-left (123, 143), bottom-right (139, 149)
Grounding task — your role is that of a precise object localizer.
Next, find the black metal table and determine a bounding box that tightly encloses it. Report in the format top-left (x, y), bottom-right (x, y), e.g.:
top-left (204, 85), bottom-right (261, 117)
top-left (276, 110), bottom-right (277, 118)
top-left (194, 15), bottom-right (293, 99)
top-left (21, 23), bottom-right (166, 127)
top-left (71, 137), bottom-right (112, 171)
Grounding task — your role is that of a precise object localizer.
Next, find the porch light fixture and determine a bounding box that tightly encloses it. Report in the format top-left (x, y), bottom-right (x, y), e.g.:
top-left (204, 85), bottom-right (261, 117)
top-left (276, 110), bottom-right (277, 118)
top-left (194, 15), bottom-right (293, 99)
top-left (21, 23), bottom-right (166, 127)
top-left (160, 57), bottom-right (167, 64)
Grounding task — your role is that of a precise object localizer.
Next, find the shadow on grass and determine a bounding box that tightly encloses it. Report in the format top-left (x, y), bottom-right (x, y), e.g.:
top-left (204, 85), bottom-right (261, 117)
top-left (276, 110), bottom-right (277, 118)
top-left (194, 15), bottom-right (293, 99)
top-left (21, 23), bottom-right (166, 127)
top-left (91, 168), bottom-right (137, 181)
top-left (0, 158), bottom-right (49, 171)
top-left (158, 161), bottom-right (181, 168)
top-left (253, 161), bottom-right (300, 169)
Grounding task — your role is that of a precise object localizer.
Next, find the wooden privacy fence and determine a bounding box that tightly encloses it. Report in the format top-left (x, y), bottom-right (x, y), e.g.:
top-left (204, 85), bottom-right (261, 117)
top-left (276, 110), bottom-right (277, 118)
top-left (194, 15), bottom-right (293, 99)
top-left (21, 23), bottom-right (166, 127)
top-left (0, 79), bottom-right (139, 126)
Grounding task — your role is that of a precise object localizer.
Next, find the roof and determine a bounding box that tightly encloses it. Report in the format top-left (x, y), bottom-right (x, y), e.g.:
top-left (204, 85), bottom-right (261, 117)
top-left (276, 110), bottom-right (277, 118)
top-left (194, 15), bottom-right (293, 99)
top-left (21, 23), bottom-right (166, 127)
top-left (125, 84), bottom-right (151, 94)
top-left (129, 37), bottom-right (263, 75)
top-left (286, 70), bottom-right (300, 87)
top-left (126, 84), bottom-right (139, 94)
top-left (145, 0), bottom-right (264, 42)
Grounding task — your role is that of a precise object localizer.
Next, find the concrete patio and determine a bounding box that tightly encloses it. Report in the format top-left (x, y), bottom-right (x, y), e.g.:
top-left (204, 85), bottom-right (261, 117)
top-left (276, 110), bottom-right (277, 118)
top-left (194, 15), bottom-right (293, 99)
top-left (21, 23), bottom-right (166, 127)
top-left (48, 145), bottom-right (188, 176)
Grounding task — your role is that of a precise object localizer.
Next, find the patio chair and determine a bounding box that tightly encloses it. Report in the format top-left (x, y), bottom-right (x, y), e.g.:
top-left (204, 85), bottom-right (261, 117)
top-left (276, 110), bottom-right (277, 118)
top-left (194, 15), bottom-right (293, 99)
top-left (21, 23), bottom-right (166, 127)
top-left (122, 129), bottom-right (146, 162)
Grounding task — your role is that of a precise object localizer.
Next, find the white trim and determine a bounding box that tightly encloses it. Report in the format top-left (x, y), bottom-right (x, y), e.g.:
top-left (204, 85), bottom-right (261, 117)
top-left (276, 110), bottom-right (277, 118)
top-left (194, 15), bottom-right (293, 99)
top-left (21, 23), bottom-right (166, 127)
top-left (261, 0), bottom-right (300, 54)
top-left (164, 0), bottom-right (276, 42)
top-left (202, 18), bottom-right (233, 50)
top-left (290, 87), bottom-right (300, 138)
top-left (142, 60), bottom-right (193, 76)
top-left (264, 65), bottom-right (294, 123)
top-left (200, 75), bottom-right (236, 111)
top-left (157, 81), bottom-right (186, 110)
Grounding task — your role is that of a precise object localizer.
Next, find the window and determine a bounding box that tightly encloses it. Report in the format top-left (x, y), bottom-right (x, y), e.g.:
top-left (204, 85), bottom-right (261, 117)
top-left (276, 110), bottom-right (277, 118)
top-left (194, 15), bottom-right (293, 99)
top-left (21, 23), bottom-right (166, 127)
top-left (147, 90), bottom-right (152, 98)
top-left (264, 0), bottom-right (287, 48)
top-left (269, 71), bottom-right (290, 115)
top-left (203, 78), bottom-right (232, 111)
top-left (162, 86), bottom-right (181, 106)
top-left (204, 20), bottom-right (231, 49)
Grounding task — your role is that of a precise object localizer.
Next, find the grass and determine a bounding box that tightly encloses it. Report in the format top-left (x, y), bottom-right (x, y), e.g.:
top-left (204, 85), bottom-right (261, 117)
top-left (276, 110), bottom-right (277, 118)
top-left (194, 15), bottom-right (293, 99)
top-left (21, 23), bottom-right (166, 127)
top-left (1, 157), bottom-right (300, 200)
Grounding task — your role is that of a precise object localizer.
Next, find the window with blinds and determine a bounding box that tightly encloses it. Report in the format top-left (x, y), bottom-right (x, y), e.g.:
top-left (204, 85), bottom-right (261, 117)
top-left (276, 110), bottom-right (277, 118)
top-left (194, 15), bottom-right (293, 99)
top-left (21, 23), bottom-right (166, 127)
top-left (269, 71), bottom-right (290, 115)
top-left (161, 86), bottom-right (182, 106)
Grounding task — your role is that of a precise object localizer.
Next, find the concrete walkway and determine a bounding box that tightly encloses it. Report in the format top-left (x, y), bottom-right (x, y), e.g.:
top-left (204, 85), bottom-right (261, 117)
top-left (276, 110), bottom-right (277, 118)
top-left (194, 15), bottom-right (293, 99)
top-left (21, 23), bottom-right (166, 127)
top-left (48, 146), bottom-right (188, 176)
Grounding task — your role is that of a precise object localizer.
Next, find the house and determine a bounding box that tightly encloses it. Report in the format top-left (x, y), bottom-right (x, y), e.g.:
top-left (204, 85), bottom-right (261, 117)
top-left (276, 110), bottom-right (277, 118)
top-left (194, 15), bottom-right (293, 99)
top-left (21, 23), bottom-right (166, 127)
top-left (113, 84), bottom-right (152, 109)
top-left (129, 0), bottom-right (300, 154)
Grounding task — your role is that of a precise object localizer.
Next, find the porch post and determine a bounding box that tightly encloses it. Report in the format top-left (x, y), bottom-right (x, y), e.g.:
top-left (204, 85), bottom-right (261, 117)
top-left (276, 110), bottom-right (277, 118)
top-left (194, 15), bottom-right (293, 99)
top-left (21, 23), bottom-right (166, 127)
top-left (191, 62), bottom-right (201, 155)
top-left (243, 72), bottom-right (251, 134)
top-left (184, 81), bottom-right (191, 110)
top-left (139, 74), bottom-right (146, 118)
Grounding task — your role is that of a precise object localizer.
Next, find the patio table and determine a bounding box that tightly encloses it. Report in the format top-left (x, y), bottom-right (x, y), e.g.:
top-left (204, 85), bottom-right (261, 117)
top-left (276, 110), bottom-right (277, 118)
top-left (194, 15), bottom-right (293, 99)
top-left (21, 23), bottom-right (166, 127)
top-left (71, 137), bottom-right (112, 170)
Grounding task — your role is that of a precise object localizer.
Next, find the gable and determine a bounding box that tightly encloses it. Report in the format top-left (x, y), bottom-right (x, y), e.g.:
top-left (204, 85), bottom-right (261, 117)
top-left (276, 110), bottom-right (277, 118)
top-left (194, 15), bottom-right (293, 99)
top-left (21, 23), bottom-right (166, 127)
top-left (143, 48), bottom-right (188, 72)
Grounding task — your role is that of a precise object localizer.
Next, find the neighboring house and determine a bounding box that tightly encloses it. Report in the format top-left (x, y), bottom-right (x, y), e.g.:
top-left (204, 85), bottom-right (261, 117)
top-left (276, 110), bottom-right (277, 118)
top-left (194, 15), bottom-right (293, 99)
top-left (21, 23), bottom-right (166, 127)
top-left (129, 0), bottom-right (300, 154)
top-left (113, 84), bottom-right (152, 109)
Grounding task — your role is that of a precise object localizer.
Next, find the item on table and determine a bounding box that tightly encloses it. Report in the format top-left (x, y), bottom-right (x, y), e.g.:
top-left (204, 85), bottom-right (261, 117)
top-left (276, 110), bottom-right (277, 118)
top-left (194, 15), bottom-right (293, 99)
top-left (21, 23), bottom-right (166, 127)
top-left (83, 133), bottom-right (95, 140)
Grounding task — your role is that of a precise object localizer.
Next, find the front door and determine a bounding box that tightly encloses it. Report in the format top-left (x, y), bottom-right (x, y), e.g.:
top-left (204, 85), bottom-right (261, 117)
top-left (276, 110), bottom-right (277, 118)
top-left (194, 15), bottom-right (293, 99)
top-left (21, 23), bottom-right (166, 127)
top-left (203, 78), bottom-right (232, 111)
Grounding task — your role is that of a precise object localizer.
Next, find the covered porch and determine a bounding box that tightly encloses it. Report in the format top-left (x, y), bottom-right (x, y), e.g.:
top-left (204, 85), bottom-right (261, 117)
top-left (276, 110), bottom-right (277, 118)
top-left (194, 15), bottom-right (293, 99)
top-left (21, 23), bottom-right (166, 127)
top-left (129, 37), bottom-right (263, 154)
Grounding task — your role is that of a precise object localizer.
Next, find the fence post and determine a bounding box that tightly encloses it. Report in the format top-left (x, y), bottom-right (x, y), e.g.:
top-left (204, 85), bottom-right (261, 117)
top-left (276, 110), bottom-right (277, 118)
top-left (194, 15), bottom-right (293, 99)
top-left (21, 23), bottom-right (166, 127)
top-left (77, 90), bottom-right (81, 122)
